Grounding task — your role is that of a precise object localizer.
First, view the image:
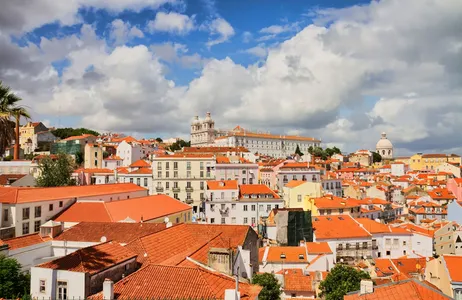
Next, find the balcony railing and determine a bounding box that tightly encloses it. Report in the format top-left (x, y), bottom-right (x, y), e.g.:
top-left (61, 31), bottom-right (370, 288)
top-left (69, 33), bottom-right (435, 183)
top-left (185, 187), bottom-right (194, 192)
top-left (185, 199), bottom-right (194, 204)
top-left (156, 187), bottom-right (164, 192)
top-left (219, 207), bottom-right (229, 215)
top-left (172, 187), bottom-right (181, 192)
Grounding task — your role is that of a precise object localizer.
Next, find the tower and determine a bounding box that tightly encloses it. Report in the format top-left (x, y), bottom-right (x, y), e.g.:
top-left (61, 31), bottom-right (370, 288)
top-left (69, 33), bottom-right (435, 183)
top-left (376, 132), bottom-right (393, 159)
top-left (190, 112), bottom-right (216, 147)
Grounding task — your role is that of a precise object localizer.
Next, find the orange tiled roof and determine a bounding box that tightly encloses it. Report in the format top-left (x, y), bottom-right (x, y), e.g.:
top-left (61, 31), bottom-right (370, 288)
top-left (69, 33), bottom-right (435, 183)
top-left (306, 242), bottom-right (332, 254)
top-left (313, 215), bottom-right (371, 239)
top-left (313, 195), bottom-right (361, 209)
top-left (344, 278), bottom-right (450, 299)
top-left (74, 168), bottom-right (113, 174)
top-left (261, 246), bottom-right (308, 263)
top-left (0, 183), bottom-right (146, 204)
top-left (155, 153), bottom-right (215, 158)
top-left (55, 195), bottom-right (191, 223)
top-left (427, 188), bottom-right (455, 200)
top-left (104, 155), bottom-right (123, 160)
top-left (0, 174), bottom-right (26, 185)
top-left (0, 233), bottom-right (51, 250)
top-left (128, 168), bottom-right (152, 174)
top-left (216, 156), bottom-right (230, 163)
top-left (239, 184), bottom-right (280, 199)
top-left (129, 159), bottom-right (151, 168)
top-left (88, 264), bottom-right (261, 300)
top-left (282, 269), bottom-right (314, 292)
top-left (285, 180), bottom-right (307, 188)
top-left (280, 162), bottom-right (310, 169)
top-left (207, 180), bottom-right (238, 190)
top-left (54, 222), bottom-right (167, 243)
top-left (442, 255), bottom-right (462, 282)
top-left (183, 146), bottom-right (250, 153)
top-left (394, 223), bottom-right (434, 237)
top-left (38, 242), bottom-right (136, 275)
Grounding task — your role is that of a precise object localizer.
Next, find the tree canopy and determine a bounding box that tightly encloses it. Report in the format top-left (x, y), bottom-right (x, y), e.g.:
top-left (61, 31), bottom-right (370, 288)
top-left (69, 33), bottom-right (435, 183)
top-left (36, 153), bottom-right (76, 187)
top-left (155, 137), bottom-right (163, 143)
top-left (52, 127), bottom-right (100, 140)
top-left (295, 144), bottom-right (304, 156)
top-left (0, 255), bottom-right (30, 299)
top-left (168, 139), bottom-right (191, 151)
top-left (308, 146), bottom-right (342, 160)
top-left (372, 151), bottom-right (382, 163)
top-left (319, 264), bottom-right (371, 300)
top-left (251, 273), bottom-right (281, 300)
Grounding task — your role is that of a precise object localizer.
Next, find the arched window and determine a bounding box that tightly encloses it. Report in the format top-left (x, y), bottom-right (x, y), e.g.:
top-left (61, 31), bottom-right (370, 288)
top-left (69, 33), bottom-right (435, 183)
top-left (382, 150), bottom-right (386, 155)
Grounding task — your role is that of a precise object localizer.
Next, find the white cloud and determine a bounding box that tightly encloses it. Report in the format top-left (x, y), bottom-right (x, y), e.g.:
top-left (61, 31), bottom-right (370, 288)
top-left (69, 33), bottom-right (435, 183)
top-left (257, 22), bottom-right (300, 41)
top-left (205, 18), bottom-right (235, 47)
top-left (242, 31), bottom-right (253, 43)
top-left (148, 12), bottom-right (195, 34)
top-left (150, 42), bottom-right (206, 68)
top-left (244, 44), bottom-right (268, 58)
top-left (0, 0), bottom-right (177, 34)
top-left (110, 19), bottom-right (144, 45)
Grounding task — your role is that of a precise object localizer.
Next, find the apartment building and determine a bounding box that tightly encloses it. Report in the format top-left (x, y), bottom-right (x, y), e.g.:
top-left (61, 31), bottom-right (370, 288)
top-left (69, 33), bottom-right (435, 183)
top-left (306, 195), bottom-right (362, 217)
top-left (116, 140), bottom-right (147, 167)
top-left (204, 182), bottom-right (284, 228)
top-left (0, 183), bottom-right (148, 239)
top-left (282, 180), bottom-right (322, 209)
top-left (434, 221), bottom-right (462, 256)
top-left (84, 143), bottom-right (103, 169)
top-left (215, 156), bottom-right (259, 184)
top-left (152, 153), bottom-right (216, 214)
top-left (277, 162), bottom-right (321, 190)
top-left (425, 255), bottom-right (462, 299)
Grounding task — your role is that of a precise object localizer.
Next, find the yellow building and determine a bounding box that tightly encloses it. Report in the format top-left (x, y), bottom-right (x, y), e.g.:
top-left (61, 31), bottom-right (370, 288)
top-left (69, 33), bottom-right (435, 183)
top-left (19, 122), bottom-right (49, 149)
top-left (84, 143), bottom-right (104, 169)
top-left (305, 195), bottom-right (362, 217)
top-left (394, 156), bottom-right (411, 165)
top-left (425, 255), bottom-right (462, 298)
top-left (409, 153), bottom-right (461, 171)
top-left (282, 180), bottom-right (322, 210)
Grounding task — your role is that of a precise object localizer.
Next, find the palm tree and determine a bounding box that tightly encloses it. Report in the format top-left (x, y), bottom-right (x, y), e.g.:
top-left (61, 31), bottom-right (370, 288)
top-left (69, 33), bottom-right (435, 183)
top-left (0, 81), bottom-right (30, 159)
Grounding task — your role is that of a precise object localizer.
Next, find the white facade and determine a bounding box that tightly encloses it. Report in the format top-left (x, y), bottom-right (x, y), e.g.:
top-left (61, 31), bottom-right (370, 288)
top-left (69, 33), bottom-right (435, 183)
top-left (116, 141), bottom-right (146, 167)
top-left (215, 162), bottom-right (259, 185)
top-left (190, 112), bottom-right (216, 147)
top-left (372, 233), bottom-right (413, 259)
top-left (103, 158), bottom-right (122, 170)
top-left (321, 179), bottom-right (343, 197)
top-left (391, 163), bottom-right (407, 176)
top-left (31, 268), bottom-right (87, 300)
top-left (376, 132), bottom-right (394, 159)
top-left (118, 173), bottom-right (153, 194)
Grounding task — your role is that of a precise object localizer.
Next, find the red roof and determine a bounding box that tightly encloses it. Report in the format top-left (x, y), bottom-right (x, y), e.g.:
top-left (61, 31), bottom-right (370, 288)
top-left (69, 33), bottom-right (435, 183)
top-left (0, 174), bottom-right (27, 185)
top-left (129, 159), bottom-right (151, 168)
top-left (313, 195), bottom-right (361, 209)
top-left (285, 180), bottom-right (307, 188)
top-left (283, 269), bottom-right (315, 292)
top-left (313, 215), bottom-right (371, 239)
top-left (306, 242), bottom-right (332, 254)
top-left (280, 162), bottom-right (310, 169)
top-left (261, 246), bottom-right (308, 263)
top-left (55, 195), bottom-right (191, 223)
top-left (0, 233), bottom-right (50, 250)
top-left (207, 180), bottom-right (238, 190)
top-left (239, 184), bottom-right (280, 199)
top-left (89, 264), bottom-right (261, 300)
top-left (54, 222), bottom-right (167, 243)
top-left (344, 278), bottom-right (450, 299)
top-left (38, 242), bottom-right (136, 275)
top-left (128, 168), bottom-right (152, 174)
top-left (443, 255), bottom-right (462, 282)
top-left (0, 183), bottom-right (146, 204)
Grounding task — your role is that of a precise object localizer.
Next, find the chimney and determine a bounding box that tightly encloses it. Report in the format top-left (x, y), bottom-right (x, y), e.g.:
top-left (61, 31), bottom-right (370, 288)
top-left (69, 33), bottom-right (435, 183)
top-left (103, 278), bottom-right (114, 300)
top-left (360, 279), bottom-right (373, 295)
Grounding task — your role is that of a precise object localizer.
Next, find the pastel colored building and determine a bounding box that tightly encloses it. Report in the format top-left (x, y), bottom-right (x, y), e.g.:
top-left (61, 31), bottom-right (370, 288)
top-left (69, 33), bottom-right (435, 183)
top-left (282, 180), bottom-right (322, 210)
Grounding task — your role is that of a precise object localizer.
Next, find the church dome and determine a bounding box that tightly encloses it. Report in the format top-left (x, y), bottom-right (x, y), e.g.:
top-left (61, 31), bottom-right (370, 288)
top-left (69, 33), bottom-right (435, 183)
top-left (204, 112), bottom-right (214, 123)
top-left (376, 132), bottom-right (393, 149)
top-left (191, 116), bottom-right (200, 125)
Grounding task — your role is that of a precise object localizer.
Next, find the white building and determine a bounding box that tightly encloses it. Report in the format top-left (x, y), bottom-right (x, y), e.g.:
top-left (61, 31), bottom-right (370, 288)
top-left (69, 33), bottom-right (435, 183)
top-left (215, 156), bottom-right (259, 184)
top-left (151, 153), bottom-right (216, 214)
top-left (0, 183), bottom-right (148, 239)
top-left (103, 155), bottom-right (123, 170)
top-left (116, 140), bottom-right (147, 167)
top-left (190, 112), bottom-right (216, 147)
top-left (376, 132), bottom-right (394, 160)
top-left (204, 182), bottom-right (284, 227)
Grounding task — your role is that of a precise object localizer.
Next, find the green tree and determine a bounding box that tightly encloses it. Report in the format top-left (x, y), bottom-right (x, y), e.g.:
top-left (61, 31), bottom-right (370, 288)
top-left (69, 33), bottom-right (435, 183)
top-left (295, 144), bottom-right (304, 156)
top-left (251, 273), bottom-right (281, 300)
top-left (308, 146), bottom-right (314, 154)
top-left (155, 137), bottom-right (163, 143)
top-left (372, 151), bottom-right (382, 163)
top-left (103, 151), bottom-right (110, 159)
top-left (0, 255), bottom-right (30, 298)
top-left (0, 81), bottom-right (30, 158)
top-left (332, 146), bottom-right (341, 155)
top-left (52, 127), bottom-right (100, 140)
top-left (319, 264), bottom-right (371, 300)
top-left (325, 147), bottom-right (335, 157)
top-left (168, 139), bottom-right (191, 151)
top-left (75, 151), bottom-right (84, 166)
top-left (36, 154), bottom-right (76, 187)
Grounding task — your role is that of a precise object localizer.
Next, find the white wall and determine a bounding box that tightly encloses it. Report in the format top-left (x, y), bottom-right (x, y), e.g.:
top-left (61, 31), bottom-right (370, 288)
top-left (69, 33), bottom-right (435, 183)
top-left (373, 234), bottom-right (412, 259)
top-left (233, 246), bottom-right (253, 279)
top-left (410, 233), bottom-right (433, 257)
top-left (51, 240), bottom-right (98, 257)
top-left (31, 268), bottom-right (87, 299)
top-left (7, 241), bottom-right (52, 270)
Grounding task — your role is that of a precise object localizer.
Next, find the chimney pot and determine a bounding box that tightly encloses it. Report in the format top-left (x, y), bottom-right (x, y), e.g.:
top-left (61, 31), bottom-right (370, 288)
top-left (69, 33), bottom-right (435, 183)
top-left (103, 278), bottom-right (114, 300)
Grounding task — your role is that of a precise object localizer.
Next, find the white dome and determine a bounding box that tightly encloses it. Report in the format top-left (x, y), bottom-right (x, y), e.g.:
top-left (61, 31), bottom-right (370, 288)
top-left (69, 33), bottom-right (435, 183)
top-left (376, 132), bottom-right (393, 149)
top-left (191, 116), bottom-right (200, 125)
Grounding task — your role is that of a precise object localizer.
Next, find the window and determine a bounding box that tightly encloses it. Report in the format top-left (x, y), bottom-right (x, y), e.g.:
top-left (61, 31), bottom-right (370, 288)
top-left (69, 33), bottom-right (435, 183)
top-left (166, 171), bottom-right (169, 178)
top-left (187, 171), bottom-right (191, 178)
top-left (244, 205), bottom-right (248, 211)
top-left (166, 162), bottom-right (169, 170)
top-left (59, 201), bottom-right (63, 208)
top-left (386, 250), bottom-right (391, 256)
top-left (232, 192), bottom-right (236, 199)
top-left (242, 178), bottom-right (246, 184)
top-left (174, 193), bottom-right (179, 200)
top-left (187, 193), bottom-right (192, 200)
top-left (157, 171), bottom-right (162, 178)
top-left (34, 206), bottom-right (41, 218)
top-left (174, 171), bottom-right (178, 178)
top-left (174, 182), bottom-right (178, 188)
top-left (267, 205), bottom-right (271, 211)
top-left (297, 195), bottom-right (302, 202)
top-left (251, 217), bottom-right (256, 225)
top-left (231, 217), bottom-right (236, 224)
top-left (57, 281), bottom-right (67, 300)
top-left (3, 209), bottom-right (8, 222)
top-left (144, 178), bottom-right (148, 186)
top-left (173, 162), bottom-right (178, 170)
top-left (49, 204), bottom-right (53, 211)
top-left (34, 220), bottom-right (41, 232)
top-left (251, 205), bottom-right (256, 211)
top-left (200, 162), bottom-right (204, 170)
top-left (363, 242), bottom-right (368, 249)
top-left (136, 178), bottom-right (141, 186)
top-left (166, 182), bottom-right (170, 189)
top-left (210, 218), bottom-right (215, 224)
top-left (221, 218), bottom-right (226, 224)
top-left (130, 178), bottom-right (133, 183)
top-left (39, 279), bottom-right (46, 293)
top-left (187, 162), bottom-right (191, 170)
top-left (339, 208), bottom-right (343, 214)
top-left (157, 162), bottom-right (161, 170)
top-left (200, 171), bottom-right (204, 178)
top-left (22, 208), bottom-right (30, 220)
top-left (242, 170), bottom-right (246, 174)
top-left (187, 181), bottom-right (192, 188)
top-left (249, 178), bottom-right (253, 184)
top-left (243, 217), bottom-right (248, 224)
top-left (275, 205), bottom-right (279, 209)
top-left (22, 222), bottom-right (29, 235)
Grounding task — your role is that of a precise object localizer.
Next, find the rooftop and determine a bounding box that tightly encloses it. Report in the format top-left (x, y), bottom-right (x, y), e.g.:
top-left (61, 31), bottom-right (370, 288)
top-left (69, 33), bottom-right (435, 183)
top-left (38, 242), bottom-right (137, 275)
top-left (442, 255), bottom-right (462, 282)
top-left (0, 233), bottom-right (51, 250)
top-left (55, 194), bottom-right (191, 223)
top-left (240, 184), bottom-right (280, 199)
top-left (313, 215), bottom-right (371, 239)
top-left (207, 180), bottom-right (239, 190)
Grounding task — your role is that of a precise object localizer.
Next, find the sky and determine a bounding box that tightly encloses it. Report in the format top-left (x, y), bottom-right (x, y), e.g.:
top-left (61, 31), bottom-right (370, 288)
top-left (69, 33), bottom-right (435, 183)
top-left (0, 0), bottom-right (461, 155)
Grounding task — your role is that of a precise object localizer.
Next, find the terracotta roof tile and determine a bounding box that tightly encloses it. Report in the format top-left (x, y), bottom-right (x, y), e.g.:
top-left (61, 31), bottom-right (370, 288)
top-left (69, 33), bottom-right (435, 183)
top-left (129, 159), bottom-right (151, 168)
top-left (283, 269), bottom-right (314, 292)
top-left (442, 255), bottom-right (462, 282)
top-left (89, 264), bottom-right (261, 300)
top-left (0, 174), bottom-right (27, 185)
top-left (0, 233), bottom-right (51, 250)
top-left (313, 215), bottom-right (371, 239)
top-left (285, 180), bottom-right (307, 188)
top-left (54, 222), bottom-right (167, 243)
top-left (38, 242), bottom-right (136, 275)
top-left (55, 195), bottom-right (191, 223)
top-left (239, 184), bottom-right (280, 199)
top-left (128, 168), bottom-right (152, 174)
top-left (261, 246), bottom-right (308, 263)
top-left (306, 242), bottom-right (332, 254)
top-left (207, 180), bottom-right (238, 190)
top-left (313, 195), bottom-right (361, 209)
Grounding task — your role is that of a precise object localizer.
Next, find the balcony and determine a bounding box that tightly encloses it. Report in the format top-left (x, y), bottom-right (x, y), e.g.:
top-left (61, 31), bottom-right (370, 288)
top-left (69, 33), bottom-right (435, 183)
top-left (172, 187), bottom-right (181, 192)
top-left (156, 187), bottom-right (164, 192)
top-left (185, 199), bottom-right (194, 204)
top-left (185, 187), bottom-right (194, 192)
top-left (219, 207), bottom-right (229, 215)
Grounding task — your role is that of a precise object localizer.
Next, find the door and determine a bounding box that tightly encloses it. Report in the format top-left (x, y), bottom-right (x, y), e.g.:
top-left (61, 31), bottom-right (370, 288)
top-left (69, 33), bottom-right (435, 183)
top-left (57, 281), bottom-right (67, 300)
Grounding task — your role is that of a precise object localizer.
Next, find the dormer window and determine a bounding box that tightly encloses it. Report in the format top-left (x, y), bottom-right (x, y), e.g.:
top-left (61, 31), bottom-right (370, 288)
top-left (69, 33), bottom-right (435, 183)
top-left (280, 253), bottom-right (286, 259)
top-left (299, 254), bottom-right (304, 260)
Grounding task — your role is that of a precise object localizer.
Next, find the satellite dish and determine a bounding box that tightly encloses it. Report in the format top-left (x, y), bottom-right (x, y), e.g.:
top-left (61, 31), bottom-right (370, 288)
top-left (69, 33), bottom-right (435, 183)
top-left (100, 236), bottom-right (107, 243)
top-left (164, 217), bottom-right (170, 223)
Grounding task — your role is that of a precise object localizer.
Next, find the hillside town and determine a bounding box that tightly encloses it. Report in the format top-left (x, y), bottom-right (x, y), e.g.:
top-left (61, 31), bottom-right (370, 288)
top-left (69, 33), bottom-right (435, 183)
top-left (0, 111), bottom-right (461, 299)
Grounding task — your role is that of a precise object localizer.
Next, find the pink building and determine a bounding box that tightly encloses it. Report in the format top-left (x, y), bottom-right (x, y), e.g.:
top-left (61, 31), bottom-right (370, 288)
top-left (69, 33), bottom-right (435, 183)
top-left (447, 178), bottom-right (462, 201)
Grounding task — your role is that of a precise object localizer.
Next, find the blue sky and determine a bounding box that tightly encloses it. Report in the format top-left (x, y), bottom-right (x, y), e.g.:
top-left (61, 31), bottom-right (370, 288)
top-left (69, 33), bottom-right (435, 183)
top-left (1, 0), bottom-right (461, 154)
